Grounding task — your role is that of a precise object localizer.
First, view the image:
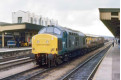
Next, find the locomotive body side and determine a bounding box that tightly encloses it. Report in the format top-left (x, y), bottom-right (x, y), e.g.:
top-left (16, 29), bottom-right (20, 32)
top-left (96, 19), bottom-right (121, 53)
top-left (60, 27), bottom-right (86, 53)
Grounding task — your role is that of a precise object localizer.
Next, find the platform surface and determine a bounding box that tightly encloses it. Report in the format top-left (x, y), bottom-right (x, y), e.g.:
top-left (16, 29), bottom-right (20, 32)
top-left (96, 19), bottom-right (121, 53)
top-left (93, 43), bottom-right (120, 80)
top-left (0, 47), bottom-right (32, 53)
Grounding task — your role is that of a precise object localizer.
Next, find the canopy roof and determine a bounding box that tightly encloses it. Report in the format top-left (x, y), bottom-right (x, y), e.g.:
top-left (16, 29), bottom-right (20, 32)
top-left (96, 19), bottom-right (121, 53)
top-left (0, 23), bottom-right (44, 32)
top-left (99, 8), bottom-right (120, 38)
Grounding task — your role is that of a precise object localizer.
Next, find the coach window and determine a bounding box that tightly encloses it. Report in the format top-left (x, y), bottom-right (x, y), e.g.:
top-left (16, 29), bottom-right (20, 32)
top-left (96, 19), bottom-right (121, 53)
top-left (54, 28), bottom-right (61, 35)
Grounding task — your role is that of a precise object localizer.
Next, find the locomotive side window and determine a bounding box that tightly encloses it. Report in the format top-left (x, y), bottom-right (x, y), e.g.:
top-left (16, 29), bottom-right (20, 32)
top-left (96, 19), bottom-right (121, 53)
top-left (75, 37), bottom-right (79, 46)
top-left (69, 40), bottom-right (71, 47)
top-left (63, 32), bottom-right (67, 38)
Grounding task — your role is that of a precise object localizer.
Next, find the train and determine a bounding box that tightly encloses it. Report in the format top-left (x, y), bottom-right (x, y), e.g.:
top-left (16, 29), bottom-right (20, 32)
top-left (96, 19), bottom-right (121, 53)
top-left (32, 25), bottom-right (104, 67)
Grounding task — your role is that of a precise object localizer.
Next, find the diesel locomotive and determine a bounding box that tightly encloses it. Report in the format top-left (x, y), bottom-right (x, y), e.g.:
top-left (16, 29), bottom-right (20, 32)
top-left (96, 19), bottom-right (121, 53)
top-left (32, 26), bottom-right (104, 67)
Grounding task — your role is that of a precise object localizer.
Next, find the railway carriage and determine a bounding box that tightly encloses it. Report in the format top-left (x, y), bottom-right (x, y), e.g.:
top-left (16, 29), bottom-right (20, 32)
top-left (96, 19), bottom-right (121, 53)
top-left (85, 35), bottom-right (104, 49)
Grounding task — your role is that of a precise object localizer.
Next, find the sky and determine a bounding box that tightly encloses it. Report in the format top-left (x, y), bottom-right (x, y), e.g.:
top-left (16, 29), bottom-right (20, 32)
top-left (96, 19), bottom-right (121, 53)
top-left (0, 0), bottom-right (120, 37)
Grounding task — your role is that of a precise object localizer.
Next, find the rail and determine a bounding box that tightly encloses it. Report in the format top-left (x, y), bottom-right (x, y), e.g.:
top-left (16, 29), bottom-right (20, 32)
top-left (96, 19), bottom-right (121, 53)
top-left (60, 44), bottom-right (111, 80)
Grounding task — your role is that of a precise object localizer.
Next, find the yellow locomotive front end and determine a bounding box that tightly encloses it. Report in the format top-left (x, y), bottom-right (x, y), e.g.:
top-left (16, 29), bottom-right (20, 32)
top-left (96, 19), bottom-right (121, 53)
top-left (32, 34), bottom-right (58, 54)
top-left (32, 33), bottom-right (58, 67)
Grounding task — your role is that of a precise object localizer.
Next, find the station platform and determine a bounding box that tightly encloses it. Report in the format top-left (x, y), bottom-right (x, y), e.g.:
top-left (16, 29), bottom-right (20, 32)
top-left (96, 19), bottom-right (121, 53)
top-left (93, 43), bottom-right (120, 80)
top-left (0, 47), bottom-right (32, 53)
top-left (0, 47), bottom-right (32, 60)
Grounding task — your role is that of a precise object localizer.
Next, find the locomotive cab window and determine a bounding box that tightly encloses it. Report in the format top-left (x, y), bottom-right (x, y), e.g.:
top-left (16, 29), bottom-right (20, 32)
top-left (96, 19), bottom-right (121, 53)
top-left (38, 28), bottom-right (47, 34)
top-left (38, 27), bottom-right (61, 35)
top-left (54, 28), bottom-right (61, 35)
top-left (47, 27), bottom-right (54, 33)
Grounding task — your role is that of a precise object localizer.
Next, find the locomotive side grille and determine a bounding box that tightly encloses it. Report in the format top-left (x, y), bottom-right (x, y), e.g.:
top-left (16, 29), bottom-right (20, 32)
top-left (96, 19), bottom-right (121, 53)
top-left (58, 39), bottom-right (62, 51)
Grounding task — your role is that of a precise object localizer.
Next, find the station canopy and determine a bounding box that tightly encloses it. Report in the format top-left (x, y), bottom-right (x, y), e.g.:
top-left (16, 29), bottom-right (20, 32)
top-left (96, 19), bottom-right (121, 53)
top-left (99, 8), bottom-right (120, 38)
top-left (0, 23), bottom-right (44, 32)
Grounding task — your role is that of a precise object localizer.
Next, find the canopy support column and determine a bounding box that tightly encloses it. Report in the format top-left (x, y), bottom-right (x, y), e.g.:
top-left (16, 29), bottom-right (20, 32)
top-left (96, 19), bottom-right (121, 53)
top-left (2, 32), bottom-right (4, 48)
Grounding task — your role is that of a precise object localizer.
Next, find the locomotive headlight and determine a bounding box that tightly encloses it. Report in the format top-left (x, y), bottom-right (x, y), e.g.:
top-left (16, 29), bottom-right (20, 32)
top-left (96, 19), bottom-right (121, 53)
top-left (51, 48), bottom-right (54, 52)
top-left (37, 40), bottom-right (40, 43)
top-left (33, 37), bottom-right (35, 40)
top-left (52, 37), bottom-right (54, 40)
top-left (46, 40), bottom-right (49, 44)
top-left (32, 48), bottom-right (35, 50)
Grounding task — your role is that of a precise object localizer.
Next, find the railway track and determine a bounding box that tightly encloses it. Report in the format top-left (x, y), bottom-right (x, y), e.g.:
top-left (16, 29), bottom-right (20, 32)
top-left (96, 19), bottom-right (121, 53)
top-left (0, 57), bottom-right (34, 70)
top-left (0, 56), bottom-right (26, 62)
top-left (0, 53), bottom-right (34, 63)
top-left (1, 43), bottom-right (111, 80)
top-left (2, 66), bottom-right (52, 80)
top-left (60, 45), bottom-right (111, 80)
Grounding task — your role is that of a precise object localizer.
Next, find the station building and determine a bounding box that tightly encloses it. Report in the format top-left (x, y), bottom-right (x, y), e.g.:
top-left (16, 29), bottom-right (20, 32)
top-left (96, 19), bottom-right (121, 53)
top-left (0, 10), bottom-right (58, 48)
top-left (0, 10), bottom-right (58, 47)
top-left (12, 10), bottom-right (58, 26)
top-left (0, 23), bottom-right (44, 47)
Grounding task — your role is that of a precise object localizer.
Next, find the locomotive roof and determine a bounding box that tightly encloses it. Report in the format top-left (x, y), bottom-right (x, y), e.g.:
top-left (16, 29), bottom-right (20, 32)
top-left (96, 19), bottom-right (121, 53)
top-left (55, 26), bottom-right (86, 36)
